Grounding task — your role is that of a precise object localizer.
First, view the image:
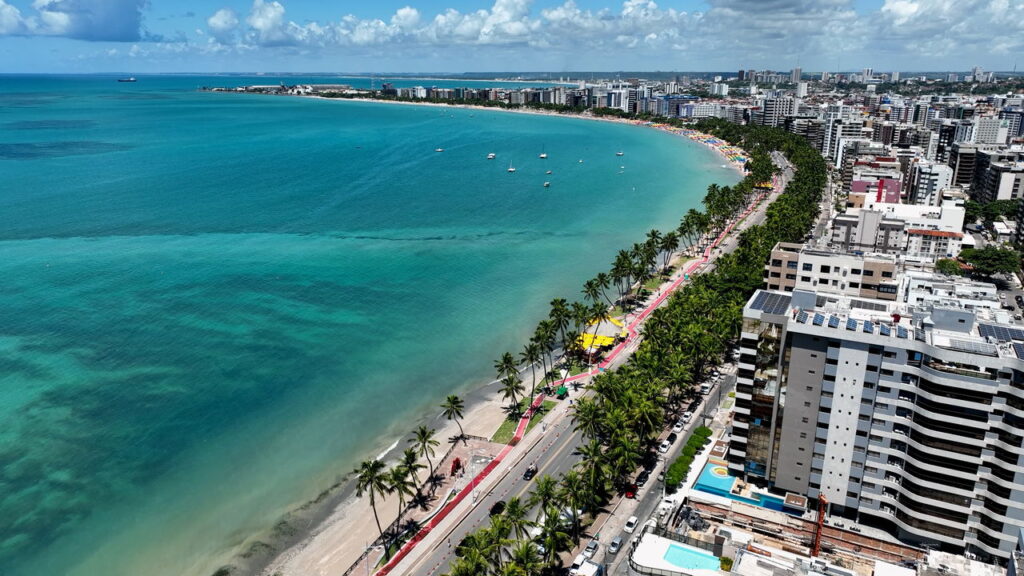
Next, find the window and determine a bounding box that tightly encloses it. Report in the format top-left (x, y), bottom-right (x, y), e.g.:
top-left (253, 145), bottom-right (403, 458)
top-left (863, 270), bottom-right (874, 276)
top-left (850, 282), bottom-right (860, 288)
top-left (821, 265), bottom-right (832, 273)
top-left (882, 271), bottom-right (893, 278)
top-left (771, 259), bottom-right (782, 266)
top-left (786, 273), bottom-right (796, 280)
top-left (801, 276), bottom-right (812, 282)
top-left (803, 263), bottom-right (813, 271)
top-left (879, 285), bottom-right (898, 294)
top-left (852, 268), bottom-right (862, 275)
top-left (787, 261), bottom-right (798, 269)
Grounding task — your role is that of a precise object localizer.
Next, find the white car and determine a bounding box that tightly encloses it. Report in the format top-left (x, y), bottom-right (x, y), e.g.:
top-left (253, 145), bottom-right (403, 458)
top-left (682, 411), bottom-right (692, 422)
top-left (658, 439), bottom-right (671, 453)
top-left (672, 420), bottom-right (685, 433)
top-left (583, 540), bottom-right (599, 559)
top-left (624, 515), bottom-right (638, 534)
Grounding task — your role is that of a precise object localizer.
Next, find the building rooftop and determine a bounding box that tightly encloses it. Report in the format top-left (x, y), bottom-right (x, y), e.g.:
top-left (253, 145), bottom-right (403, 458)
top-left (919, 551), bottom-right (1005, 576)
top-left (746, 282), bottom-right (1024, 363)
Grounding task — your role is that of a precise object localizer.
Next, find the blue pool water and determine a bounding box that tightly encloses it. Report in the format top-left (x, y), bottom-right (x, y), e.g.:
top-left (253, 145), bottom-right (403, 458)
top-left (693, 461), bottom-right (797, 514)
top-left (663, 543), bottom-right (720, 571)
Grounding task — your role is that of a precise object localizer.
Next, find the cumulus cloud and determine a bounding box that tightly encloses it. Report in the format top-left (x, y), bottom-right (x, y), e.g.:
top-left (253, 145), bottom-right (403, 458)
top-left (32, 0), bottom-right (148, 41)
top-left (0, 0), bottom-right (26, 34)
top-left (207, 7), bottom-right (238, 43)
top-left (4, 0), bottom-right (1024, 71)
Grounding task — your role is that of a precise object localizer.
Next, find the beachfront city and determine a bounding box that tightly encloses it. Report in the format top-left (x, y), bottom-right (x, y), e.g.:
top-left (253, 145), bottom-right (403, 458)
top-left (3, 2), bottom-right (1024, 576)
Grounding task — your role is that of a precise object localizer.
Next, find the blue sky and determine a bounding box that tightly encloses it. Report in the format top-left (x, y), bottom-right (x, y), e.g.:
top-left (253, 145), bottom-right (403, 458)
top-left (0, 0), bottom-right (1021, 73)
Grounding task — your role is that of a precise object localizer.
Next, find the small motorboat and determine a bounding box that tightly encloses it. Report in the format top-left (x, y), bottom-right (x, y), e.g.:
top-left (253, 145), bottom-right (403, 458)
top-left (543, 182), bottom-right (551, 188)
top-left (435, 148), bottom-right (444, 152)
top-left (487, 153), bottom-right (496, 159)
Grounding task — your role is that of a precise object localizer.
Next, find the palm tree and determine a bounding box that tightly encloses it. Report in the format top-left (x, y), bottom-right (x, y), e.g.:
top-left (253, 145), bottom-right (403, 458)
top-left (508, 540), bottom-right (544, 575)
top-left (501, 496), bottom-right (533, 540)
top-left (399, 447), bottom-right (426, 493)
top-left (354, 459), bottom-right (390, 552)
top-left (499, 373), bottom-right (525, 415)
top-left (582, 278), bottom-right (601, 305)
top-left (409, 425), bottom-right (439, 477)
top-left (494, 351), bottom-right (517, 381)
top-left (571, 396), bottom-right (603, 440)
top-left (548, 298), bottom-right (570, 345)
top-left (537, 508), bottom-right (573, 566)
top-left (575, 438), bottom-right (608, 513)
top-left (527, 474), bottom-right (560, 512)
top-left (520, 341), bottom-right (542, 403)
top-left (441, 395), bottom-right (467, 445)
top-left (388, 465), bottom-right (415, 528)
top-left (558, 470), bottom-right (587, 542)
top-left (660, 231), bottom-right (680, 272)
top-left (593, 272), bottom-right (615, 307)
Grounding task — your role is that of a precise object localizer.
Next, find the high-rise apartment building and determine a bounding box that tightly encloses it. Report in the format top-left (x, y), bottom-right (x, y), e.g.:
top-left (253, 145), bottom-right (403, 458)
top-left (733, 282), bottom-right (1024, 564)
top-left (909, 160), bottom-right (954, 206)
top-left (791, 68), bottom-right (802, 84)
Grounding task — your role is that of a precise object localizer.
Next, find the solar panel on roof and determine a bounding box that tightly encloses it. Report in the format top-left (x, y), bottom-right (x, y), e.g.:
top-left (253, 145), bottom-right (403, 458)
top-left (863, 321), bottom-right (874, 334)
top-left (879, 324), bottom-right (891, 336)
top-left (751, 291), bottom-right (768, 311)
top-left (761, 293), bottom-right (792, 315)
top-left (944, 338), bottom-right (998, 356)
top-left (896, 325), bottom-right (908, 339)
top-left (828, 316), bottom-right (840, 328)
top-left (1014, 343), bottom-right (1024, 359)
top-left (979, 324), bottom-right (1024, 342)
top-left (797, 311), bottom-right (809, 324)
top-left (813, 313), bottom-right (824, 326)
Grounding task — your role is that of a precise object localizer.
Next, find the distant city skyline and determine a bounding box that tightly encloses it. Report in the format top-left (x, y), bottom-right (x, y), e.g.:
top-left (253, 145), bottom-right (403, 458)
top-left (0, 0), bottom-right (1022, 74)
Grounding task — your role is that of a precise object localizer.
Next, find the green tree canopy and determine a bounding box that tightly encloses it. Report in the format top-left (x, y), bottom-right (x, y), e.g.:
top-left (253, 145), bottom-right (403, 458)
top-left (960, 247), bottom-right (1021, 277)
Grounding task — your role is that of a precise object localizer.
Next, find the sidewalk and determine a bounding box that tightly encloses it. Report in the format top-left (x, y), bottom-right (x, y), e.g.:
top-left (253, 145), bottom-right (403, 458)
top-left (380, 167), bottom-right (785, 576)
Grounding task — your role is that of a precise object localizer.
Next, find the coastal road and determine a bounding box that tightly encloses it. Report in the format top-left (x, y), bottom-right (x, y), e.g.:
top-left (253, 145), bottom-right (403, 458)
top-left (410, 406), bottom-right (585, 576)
top-left (401, 151), bottom-right (793, 576)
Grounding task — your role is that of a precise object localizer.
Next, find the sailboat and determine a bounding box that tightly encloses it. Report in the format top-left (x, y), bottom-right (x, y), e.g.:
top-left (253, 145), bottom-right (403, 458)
top-left (507, 161), bottom-right (516, 173)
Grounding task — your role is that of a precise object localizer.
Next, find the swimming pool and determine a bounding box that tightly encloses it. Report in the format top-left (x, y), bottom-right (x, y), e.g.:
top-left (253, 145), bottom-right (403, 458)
top-left (663, 543), bottom-right (721, 571)
top-left (692, 460), bottom-right (797, 515)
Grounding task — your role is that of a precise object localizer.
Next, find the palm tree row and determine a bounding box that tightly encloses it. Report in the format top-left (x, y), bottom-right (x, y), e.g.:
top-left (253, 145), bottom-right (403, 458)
top-left (442, 119), bottom-right (827, 576)
top-left (354, 425), bottom-right (441, 559)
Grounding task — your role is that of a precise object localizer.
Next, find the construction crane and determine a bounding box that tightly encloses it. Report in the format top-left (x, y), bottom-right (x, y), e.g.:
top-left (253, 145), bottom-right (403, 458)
top-left (812, 494), bottom-right (828, 557)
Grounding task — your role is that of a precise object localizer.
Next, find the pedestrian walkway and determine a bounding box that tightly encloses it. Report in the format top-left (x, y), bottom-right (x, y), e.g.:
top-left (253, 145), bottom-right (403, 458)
top-left (378, 166), bottom-right (786, 576)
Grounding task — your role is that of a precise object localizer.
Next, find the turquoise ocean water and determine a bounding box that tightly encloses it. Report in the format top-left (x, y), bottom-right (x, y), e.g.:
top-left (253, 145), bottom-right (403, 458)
top-left (0, 75), bottom-right (736, 575)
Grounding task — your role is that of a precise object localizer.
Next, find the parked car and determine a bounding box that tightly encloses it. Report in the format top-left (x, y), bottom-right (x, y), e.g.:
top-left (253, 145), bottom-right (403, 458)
top-left (624, 515), bottom-right (639, 534)
top-left (489, 500), bottom-right (506, 516)
top-left (682, 411), bottom-right (693, 422)
top-left (672, 420), bottom-right (685, 433)
top-left (624, 483), bottom-right (638, 499)
top-left (636, 470), bottom-right (651, 486)
top-left (667, 432), bottom-right (678, 444)
top-left (658, 439), bottom-right (671, 453)
top-left (583, 540), bottom-right (599, 559)
top-left (609, 536), bottom-right (623, 555)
